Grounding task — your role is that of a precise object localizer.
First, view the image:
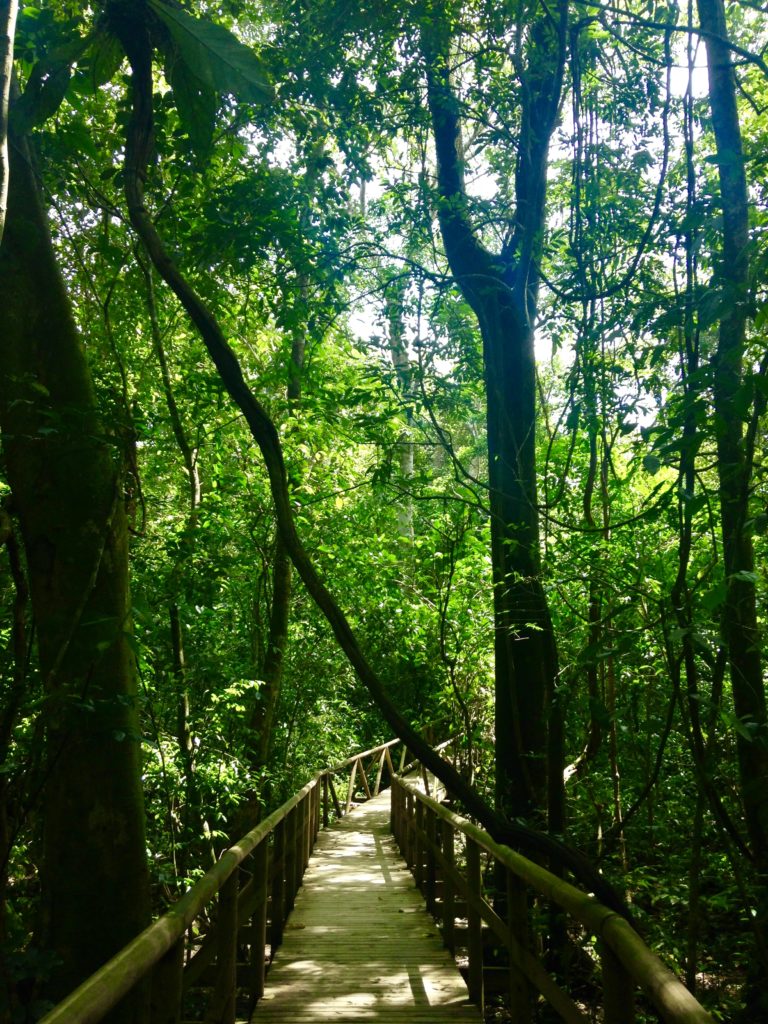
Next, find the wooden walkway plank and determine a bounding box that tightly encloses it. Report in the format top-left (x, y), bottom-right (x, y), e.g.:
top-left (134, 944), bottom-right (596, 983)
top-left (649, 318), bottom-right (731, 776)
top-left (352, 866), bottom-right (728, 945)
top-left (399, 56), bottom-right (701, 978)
top-left (251, 790), bottom-right (479, 1024)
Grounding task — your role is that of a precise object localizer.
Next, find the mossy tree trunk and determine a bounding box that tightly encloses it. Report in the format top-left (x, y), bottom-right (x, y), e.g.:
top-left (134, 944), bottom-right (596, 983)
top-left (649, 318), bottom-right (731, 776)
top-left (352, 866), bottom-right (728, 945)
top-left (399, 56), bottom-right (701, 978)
top-left (0, 133), bottom-right (150, 1019)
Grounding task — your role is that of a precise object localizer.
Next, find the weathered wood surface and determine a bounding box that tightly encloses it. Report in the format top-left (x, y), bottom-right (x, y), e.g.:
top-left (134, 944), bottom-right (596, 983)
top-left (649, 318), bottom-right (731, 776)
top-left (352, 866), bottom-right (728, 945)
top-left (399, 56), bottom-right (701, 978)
top-left (252, 790), bottom-right (478, 1024)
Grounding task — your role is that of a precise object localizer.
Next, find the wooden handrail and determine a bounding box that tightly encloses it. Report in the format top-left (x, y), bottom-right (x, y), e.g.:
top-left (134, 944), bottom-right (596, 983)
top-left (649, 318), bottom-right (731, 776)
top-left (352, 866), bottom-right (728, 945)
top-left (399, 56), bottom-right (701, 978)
top-left (391, 775), bottom-right (715, 1024)
top-left (37, 734), bottom-right (429, 1024)
top-left (39, 774), bottom-right (319, 1024)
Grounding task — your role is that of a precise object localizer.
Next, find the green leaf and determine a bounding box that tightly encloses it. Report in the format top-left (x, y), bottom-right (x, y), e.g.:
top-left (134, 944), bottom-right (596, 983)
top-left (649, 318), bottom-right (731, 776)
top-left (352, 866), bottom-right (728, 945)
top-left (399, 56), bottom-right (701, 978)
top-left (88, 30), bottom-right (125, 88)
top-left (166, 46), bottom-right (217, 155)
top-left (730, 570), bottom-right (758, 585)
top-left (642, 454), bottom-right (661, 475)
top-left (148, 0), bottom-right (273, 105)
top-left (12, 32), bottom-right (91, 131)
top-left (13, 61), bottom-right (73, 131)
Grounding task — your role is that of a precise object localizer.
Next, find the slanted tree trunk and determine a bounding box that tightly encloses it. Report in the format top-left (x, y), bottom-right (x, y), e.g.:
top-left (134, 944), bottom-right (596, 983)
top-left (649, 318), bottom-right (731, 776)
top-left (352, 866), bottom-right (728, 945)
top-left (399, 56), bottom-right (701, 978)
top-left (0, 131), bottom-right (149, 1018)
top-left (419, 2), bottom-right (567, 827)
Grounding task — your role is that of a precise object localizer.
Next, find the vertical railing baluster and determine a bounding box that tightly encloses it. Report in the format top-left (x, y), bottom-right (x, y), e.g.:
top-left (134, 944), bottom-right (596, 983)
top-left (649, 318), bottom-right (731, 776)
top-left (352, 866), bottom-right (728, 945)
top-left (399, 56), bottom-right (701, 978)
top-left (322, 773), bottom-right (329, 828)
top-left (149, 935), bottom-right (184, 1024)
top-left (506, 868), bottom-right (532, 1023)
top-left (328, 775), bottom-right (342, 820)
top-left (406, 789), bottom-right (416, 869)
top-left (601, 940), bottom-right (635, 1024)
top-left (441, 819), bottom-right (455, 956)
top-left (301, 792), bottom-right (311, 877)
top-left (425, 805), bottom-right (437, 915)
top-left (313, 780), bottom-right (321, 842)
top-left (415, 798), bottom-right (425, 893)
top-left (285, 806), bottom-right (298, 911)
top-left (358, 758), bottom-right (372, 800)
top-left (271, 819), bottom-right (286, 954)
top-left (247, 841), bottom-right (269, 1004)
top-left (346, 759), bottom-right (359, 815)
top-left (373, 747), bottom-right (386, 795)
top-left (206, 869), bottom-right (238, 1024)
top-left (466, 837), bottom-right (484, 1015)
top-left (384, 745), bottom-right (395, 788)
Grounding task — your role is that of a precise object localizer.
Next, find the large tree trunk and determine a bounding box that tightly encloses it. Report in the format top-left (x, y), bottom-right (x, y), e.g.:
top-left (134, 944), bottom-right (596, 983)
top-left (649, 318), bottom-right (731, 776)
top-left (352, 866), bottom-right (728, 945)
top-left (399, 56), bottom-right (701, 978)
top-left (420, 2), bottom-right (566, 825)
top-left (0, 133), bottom-right (150, 1018)
top-left (697, 0), bottom-right (768, 1000)
top-left (697, 0), bottom-right (768, 869)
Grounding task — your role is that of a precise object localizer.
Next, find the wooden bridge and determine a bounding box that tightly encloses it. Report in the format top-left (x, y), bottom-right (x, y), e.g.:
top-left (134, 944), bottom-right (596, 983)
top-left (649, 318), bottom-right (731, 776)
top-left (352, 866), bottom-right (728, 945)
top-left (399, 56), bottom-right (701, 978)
top-left (39, 739), bottom-right (714, 1024)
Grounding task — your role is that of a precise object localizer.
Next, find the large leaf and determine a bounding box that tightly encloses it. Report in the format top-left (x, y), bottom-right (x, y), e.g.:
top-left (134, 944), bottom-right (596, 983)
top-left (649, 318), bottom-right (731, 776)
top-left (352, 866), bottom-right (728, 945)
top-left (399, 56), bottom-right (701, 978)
top-left (148, 0), bottom-right (273, 106)
top-left (165, 45), bottom-right (217, 155)
top-left (88, 29), bottom-right (125, 89)
top-left (12, 33), bottom-right (90, 132)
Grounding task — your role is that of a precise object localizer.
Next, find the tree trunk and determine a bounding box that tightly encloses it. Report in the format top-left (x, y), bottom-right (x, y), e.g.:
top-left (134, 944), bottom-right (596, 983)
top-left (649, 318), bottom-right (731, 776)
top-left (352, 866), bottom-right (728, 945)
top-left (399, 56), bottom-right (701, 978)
top-left (420, 2), bottom-right (566, 825)
top-left (0, 132), bottom-right (150, 1018)
top-left (697, 0), bottom-right (768, 1004)
top-left (697, 0), bottom-right (768, 874)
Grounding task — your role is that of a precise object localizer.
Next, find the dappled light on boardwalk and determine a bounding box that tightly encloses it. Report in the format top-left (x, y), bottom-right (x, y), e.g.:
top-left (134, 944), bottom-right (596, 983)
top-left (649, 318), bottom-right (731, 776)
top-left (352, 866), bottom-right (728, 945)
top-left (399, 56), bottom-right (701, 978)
top-left (253, 791), bottom-right (478, 1023)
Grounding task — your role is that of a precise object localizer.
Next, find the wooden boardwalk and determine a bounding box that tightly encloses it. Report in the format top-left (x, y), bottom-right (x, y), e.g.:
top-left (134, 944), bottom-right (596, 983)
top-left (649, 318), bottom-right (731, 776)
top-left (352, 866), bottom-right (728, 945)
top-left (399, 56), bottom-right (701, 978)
top-left (252, 790), bottom-right (479, 1023)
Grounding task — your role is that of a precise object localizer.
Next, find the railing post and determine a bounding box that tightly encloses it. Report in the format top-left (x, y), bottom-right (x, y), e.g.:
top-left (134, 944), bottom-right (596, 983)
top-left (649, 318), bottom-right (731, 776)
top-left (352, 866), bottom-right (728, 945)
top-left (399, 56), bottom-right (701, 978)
top-left (466, 837), bottom-right (485, 1015)
top-left (322, 773), bottom-right (329, 828)
top-left (374, 748), bottom-right (386, 795)
top-left (415, 798), bottom-right (425, 893)
top-left (425, 805), bottom-right (437, 915)
top-left (150, 935), bottom-right (184, 1024)
top-left (271, 819), bottom-right (286, 954)
top-left (358, 757), bottom-right (372, 800)
top-left (384, 745), bottom-right (395, 787)
top-left (405, 789), bottom-right (415, 869)
top-left (301, 792), bottom-right (311, 877)
top-left (328, 775), bottom-right (343, 819)
top-left (206, 869), bottom-right (238, 1024)
top-left (506, 868), bottom-right (532, 1024)
top-left (601, 940), bottom-right (635, 1024)
top-left (285, 806), bottom-right (298, 911)
top-left (346, 758), bottom-right (359, 815)
top-left (247, 840), bottom-right (269, 1004)
top-left (441, 819), bottom-right (455, 956)
top-left (313, 780), bottom-right (321, 841)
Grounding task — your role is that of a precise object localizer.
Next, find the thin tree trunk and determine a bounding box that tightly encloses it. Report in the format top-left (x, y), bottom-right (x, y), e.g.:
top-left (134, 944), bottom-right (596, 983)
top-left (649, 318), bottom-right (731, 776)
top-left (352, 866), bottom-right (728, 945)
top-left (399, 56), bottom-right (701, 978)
top-left (0, 0), bottom-right (18, 244)
top-left (385, 275), bottom-right (414, 541)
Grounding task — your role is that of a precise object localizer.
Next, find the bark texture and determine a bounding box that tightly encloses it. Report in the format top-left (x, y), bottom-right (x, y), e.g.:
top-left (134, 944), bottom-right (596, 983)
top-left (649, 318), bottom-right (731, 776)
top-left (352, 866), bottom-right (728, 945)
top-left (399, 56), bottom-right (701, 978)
top-left (0, 132), bottom-right (149, 1018)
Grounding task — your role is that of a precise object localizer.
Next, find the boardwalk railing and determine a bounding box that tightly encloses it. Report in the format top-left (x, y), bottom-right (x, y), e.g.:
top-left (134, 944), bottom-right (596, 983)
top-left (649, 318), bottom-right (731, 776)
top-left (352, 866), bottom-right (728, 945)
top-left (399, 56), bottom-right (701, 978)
top-left (391, 775), bottom-right (714, 1024)
top-left (38, 737), bottom-right (416, 1024)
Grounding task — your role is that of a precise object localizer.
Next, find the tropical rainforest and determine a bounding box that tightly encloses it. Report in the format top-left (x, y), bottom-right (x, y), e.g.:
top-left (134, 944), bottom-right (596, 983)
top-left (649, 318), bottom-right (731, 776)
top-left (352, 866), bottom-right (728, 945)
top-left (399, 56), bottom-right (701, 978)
top-left (0, 0), bottom-right (766, 1020)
